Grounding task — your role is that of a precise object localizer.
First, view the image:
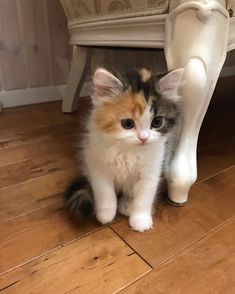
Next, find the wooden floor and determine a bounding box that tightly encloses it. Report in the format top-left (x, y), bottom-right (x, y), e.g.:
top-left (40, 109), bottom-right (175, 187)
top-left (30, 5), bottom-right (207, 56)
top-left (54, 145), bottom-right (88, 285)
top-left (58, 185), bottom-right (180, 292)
top-left (0, 80), bottom-right (235, 293)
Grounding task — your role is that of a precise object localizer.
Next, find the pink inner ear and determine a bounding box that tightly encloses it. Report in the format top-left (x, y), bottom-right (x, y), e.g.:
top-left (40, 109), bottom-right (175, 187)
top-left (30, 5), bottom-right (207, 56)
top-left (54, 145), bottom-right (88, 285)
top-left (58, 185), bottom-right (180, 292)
top-left (158, 68), bottom-right (184, 98)
top-left (93, 68), bottom-right (123, 98)
top-left (95, 84), bottom-right (108, 96)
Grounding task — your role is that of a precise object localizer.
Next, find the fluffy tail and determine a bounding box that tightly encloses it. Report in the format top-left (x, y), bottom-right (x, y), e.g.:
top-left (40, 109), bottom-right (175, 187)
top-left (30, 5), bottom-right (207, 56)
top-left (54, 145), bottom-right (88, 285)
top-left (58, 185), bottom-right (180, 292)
top-left (64, 176), bottom-right (94, 219)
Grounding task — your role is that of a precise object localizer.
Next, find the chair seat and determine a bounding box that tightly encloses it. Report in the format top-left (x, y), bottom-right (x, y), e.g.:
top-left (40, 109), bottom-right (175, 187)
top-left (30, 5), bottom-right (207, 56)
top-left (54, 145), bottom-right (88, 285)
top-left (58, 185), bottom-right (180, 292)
top-left (60, 0), bottom-right (169, 24)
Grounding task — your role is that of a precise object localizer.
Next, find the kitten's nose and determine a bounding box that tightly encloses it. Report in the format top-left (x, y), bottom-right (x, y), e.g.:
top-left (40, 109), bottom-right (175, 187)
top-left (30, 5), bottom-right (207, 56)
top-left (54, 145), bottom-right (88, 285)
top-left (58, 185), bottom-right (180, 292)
top-left (138, 131), bottom-right (149, 144)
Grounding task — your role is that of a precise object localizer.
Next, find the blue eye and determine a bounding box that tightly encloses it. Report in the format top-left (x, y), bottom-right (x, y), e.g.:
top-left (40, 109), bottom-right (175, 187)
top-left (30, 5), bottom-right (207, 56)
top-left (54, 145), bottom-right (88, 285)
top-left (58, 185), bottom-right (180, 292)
top-left (121, 119), bottom-right (135, 129)
top-left (151, 116), bottom-right (164, 129)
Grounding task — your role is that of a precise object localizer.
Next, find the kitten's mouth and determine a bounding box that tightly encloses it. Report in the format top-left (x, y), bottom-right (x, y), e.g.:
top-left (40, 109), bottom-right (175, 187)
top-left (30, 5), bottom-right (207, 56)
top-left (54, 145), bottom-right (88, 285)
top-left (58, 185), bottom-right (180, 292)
top-left (139, 141), bottom-right (148, 146)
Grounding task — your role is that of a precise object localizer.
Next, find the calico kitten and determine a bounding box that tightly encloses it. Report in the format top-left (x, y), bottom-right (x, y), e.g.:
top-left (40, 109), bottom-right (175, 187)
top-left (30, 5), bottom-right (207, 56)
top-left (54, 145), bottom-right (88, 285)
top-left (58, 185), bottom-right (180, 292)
top-left (64, 67), bottom-right (184, 232)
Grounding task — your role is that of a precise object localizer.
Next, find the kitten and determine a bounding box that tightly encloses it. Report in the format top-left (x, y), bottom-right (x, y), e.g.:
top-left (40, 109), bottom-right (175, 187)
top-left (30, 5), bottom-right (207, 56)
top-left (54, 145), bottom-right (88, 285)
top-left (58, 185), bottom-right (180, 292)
top-left (64, 67), bottom-right (184, 232)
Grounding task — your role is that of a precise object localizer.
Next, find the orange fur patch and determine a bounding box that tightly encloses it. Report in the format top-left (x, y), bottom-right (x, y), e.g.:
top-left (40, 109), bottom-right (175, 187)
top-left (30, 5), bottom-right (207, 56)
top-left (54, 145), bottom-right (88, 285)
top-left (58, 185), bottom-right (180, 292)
top-left (95, 92), bottom-right (147, 133)
top-left (139, 68), bottom-right (151, 82)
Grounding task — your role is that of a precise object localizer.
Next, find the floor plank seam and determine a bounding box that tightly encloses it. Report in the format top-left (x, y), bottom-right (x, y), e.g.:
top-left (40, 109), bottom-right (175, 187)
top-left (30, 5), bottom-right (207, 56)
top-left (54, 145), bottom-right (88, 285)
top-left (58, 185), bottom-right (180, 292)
top-left (0, 206), bottom-right (50, 225)
top-left (196, 164), bottom-right (235, 185)
top-left (113, 267), bottom-right (152, 294)
top-left (0, 224), bottom-right (105, 277)
top-left (0, 166), bottom-right (77, 191)
top-left (0, 198), bottom-right (62, 225)
top-left (109, 226), bottom-right (154, 270)
top-left (198, 135), bottom-right (235, 152)
top-left (109, 215), bottom-right (235, 293)
top-left (155, 214), bottom-right (235, 269)
top-left (0, 143), bottom-right (76, 168)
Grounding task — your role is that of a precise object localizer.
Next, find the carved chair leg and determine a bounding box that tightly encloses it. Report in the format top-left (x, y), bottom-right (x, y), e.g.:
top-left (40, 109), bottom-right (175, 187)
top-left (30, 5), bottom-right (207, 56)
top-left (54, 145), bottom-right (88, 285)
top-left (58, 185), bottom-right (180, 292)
top-left (62, 46), bottom-right (92, 113)
top-left (164, 0), bottom-right (229, 204)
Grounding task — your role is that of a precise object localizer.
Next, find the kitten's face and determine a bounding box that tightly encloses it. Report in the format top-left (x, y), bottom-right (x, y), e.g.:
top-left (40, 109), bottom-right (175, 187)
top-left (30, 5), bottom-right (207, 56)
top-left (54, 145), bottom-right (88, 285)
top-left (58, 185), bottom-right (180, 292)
top-left (92, 68), bottom-right (184, 146)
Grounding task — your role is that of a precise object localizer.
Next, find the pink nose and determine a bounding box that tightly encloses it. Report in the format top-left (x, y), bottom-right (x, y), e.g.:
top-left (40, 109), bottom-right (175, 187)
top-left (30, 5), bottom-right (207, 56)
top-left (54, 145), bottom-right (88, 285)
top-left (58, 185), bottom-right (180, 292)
top-left (138, 132), bottom-right (149, 144)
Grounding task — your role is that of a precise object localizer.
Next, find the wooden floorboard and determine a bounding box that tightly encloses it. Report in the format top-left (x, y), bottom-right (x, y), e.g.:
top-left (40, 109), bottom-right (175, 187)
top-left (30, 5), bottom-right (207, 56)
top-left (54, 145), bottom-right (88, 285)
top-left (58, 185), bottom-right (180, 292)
top-left (0, 102), bottom-right (77, 131)
top-left (0, 202), bottom-right (100, 275)
top-left (120, 216), bottom-right (235, 294)
top-left (0, 167), bottom-right (78, 223)
top-left (111, 166), bottom-right (235, 268)
top-left (0, 133), bottom-right (77, 167)
top-left (0, 122), bottom-right (78, 150)
top-left (197, 137), bottom-right (235, 182)
top-left (0, 151), bottom-right (77, 189)
top-left (0, 228), bottom-right (151, 294)
top-left (0, 86), bottom-right (234, 293)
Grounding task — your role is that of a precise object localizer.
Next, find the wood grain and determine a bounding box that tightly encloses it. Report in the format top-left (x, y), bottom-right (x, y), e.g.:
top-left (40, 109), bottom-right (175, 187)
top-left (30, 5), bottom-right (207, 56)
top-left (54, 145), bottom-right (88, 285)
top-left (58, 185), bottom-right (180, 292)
top-left (0, 151), bottom-right (76, 189)
top-left (197, 137), bottom-right (235, 181)
top-left (120, 216), bottom-right (235, 294)
top-left (112, 166), bottom-right (235, 268)
top-left (0, 167), bottom-right (78, 223)
top-left (0, 102), bottom-right (77, 133)
top-left (0, 100), bottom-right (89, 150)
top-left (0, 122), bottom-right (78, 150)
top-left (0, 133), bottom-right (76, 167)
top-left (0, 202), bottom-right (100, 275)
top-left (0, 228), bottom-right (150, 293)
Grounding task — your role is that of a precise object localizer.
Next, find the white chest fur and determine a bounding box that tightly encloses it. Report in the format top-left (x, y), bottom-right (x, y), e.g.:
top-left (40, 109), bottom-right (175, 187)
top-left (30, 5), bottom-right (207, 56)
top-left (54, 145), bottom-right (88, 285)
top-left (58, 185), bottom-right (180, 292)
top-left (85, 134), bottom-right (165, 194)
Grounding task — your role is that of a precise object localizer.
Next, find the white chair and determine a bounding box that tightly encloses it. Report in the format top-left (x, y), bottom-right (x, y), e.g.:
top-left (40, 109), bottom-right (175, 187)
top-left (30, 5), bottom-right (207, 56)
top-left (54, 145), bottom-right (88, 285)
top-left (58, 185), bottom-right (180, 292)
top-left (60, 0), bottom-right (235, 205)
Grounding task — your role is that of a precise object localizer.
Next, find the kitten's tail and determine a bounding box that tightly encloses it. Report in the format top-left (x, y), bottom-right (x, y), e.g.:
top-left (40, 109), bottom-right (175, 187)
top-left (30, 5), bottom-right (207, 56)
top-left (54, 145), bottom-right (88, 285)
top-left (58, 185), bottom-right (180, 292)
top-left (64, 176), bottom-right (94, 219)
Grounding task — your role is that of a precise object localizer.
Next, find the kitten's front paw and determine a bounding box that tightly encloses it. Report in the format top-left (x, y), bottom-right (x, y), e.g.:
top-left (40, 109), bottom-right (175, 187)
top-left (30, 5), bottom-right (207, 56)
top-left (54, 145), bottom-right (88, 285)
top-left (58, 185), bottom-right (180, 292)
top-left (129, 214), bottom-right (153, 232)
top-left (96, 208), bottom-right (116, 224)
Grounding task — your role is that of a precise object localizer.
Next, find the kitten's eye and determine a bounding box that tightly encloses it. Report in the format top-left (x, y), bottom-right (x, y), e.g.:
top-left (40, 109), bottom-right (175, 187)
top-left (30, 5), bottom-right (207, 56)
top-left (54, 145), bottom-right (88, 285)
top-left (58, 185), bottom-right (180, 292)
top-left (121, 119), bottom-right (135, 129)
top-left (151, 116), bottom-right (164, 129)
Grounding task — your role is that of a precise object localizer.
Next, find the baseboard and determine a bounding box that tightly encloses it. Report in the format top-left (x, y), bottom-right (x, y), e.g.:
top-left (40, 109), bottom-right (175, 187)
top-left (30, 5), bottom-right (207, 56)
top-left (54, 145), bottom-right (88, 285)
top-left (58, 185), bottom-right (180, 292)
top-left (0, 66), bottom-right (233, 110)
top-left (0, 81), bottom-right (91, 110)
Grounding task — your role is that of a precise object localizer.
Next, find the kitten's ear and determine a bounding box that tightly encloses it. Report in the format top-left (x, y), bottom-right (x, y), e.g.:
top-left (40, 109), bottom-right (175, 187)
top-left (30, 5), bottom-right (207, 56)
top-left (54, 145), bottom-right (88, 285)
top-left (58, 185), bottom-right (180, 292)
top-left (158, 68), bottom-right (184, 101)
top-left (92, 68), bottom-right (123, 104)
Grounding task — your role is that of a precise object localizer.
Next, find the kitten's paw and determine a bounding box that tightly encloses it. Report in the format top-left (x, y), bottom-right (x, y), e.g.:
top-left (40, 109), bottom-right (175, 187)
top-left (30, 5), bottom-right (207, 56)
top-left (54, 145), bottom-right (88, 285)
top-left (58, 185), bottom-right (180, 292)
top-left (118, 197), bottom-right (130, 217)
top-left (129, 214), bottom-right (153, 232)
top-left (96, 208), bottom-right (116, 224)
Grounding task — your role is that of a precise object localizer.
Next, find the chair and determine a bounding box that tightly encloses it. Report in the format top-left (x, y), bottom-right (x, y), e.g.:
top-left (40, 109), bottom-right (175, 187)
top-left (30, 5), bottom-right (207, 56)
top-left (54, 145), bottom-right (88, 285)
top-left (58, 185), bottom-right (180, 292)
top-left (60, 0), bottom-right (235, 205)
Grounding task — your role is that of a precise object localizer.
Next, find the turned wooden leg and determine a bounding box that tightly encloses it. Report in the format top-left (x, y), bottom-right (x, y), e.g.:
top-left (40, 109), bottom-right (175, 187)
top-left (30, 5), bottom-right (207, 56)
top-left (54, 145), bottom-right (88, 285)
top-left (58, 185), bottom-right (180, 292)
top-left (164, 0), bottom-right (229, 204)
top-left (62, 46), bottom-right (92, 113)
